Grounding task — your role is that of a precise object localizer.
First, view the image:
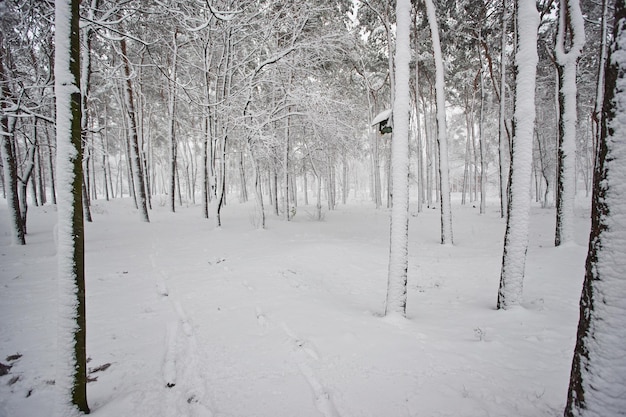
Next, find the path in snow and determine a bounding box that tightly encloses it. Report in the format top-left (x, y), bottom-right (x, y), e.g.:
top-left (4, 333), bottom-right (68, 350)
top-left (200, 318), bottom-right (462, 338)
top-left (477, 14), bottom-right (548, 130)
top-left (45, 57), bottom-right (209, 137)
top-left (150, 237), bottom-right (215, 417)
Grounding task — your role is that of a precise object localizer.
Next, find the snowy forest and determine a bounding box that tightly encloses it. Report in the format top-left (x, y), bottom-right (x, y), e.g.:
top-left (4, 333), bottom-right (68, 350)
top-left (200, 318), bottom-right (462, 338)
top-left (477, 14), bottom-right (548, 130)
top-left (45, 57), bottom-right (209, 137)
top-left (1, 0), bottom-right (625, 416)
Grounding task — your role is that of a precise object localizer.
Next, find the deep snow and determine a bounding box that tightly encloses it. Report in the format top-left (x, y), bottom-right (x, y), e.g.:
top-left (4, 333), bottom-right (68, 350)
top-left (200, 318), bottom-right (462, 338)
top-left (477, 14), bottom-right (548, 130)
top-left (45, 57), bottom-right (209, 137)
top-left (0, 197), bottom-right (589, 417)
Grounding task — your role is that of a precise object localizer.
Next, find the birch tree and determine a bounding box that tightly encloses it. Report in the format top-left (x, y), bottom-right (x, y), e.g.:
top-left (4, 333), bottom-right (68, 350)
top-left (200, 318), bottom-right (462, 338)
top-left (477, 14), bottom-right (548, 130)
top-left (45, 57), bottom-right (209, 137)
top-left (385, 0), bottom-right (411, 316)
top-left (497, 0), bottom-right (540, 309)
top-left (564, 0), bottom-right (626, 413)
top-left (54, 0), bottom-right (89, 414)
top-left (554, 0), bottom-right (586, 246)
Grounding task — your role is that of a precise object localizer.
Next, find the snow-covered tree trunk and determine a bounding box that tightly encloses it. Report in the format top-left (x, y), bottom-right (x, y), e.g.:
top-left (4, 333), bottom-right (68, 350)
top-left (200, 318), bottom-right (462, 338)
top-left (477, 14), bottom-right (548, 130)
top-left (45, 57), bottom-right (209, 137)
top-left (80, 0), bottom-right (98, 224)
top-left (385, 0), bottom-right (411, 316)
top-left (414, 8), bottom-right (424, 214)
top-left (499, 0), bottom-right (510, 219)
top-left (17, 140), bottom-right (36, 233)
top-left (120, 37), bottom-right (150, 222)
top-left (283, 111), bottom-right (291, 221)
top-left (555, 0), bottom-right (585, 246)
top-left (478, 28), bottom-right (487, 215)
top-left (564, 2), bottom-right (626, 413)
top-left (0, 34), bottom-right (25, 245)
top-left (497, 0), bottom-right (539, 310)
top-left (0, 117), bottom-right (25, 245)
top-left (425, 0), bottom-right (453, 245)
top-left (591, 0), bottom-right (610, 165)
top-left (54, 0), bottom-right (89, 414)
top-left (246, 137), bottom-right (265, 229)
top-left (168, 32), bottom-right (179, 214)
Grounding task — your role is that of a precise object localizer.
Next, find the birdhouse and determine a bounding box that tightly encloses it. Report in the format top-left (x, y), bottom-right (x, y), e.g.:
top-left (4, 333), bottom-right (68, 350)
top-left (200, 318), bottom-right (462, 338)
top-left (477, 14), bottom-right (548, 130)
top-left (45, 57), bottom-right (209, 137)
top-left (371, 109), bottom-right (392, 135)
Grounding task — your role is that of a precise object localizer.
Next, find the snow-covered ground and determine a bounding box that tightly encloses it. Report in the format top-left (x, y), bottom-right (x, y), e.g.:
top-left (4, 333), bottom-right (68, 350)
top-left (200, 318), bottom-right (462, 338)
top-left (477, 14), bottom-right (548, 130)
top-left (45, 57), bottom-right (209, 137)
top-left (0, 197), bottom-right (590, 417)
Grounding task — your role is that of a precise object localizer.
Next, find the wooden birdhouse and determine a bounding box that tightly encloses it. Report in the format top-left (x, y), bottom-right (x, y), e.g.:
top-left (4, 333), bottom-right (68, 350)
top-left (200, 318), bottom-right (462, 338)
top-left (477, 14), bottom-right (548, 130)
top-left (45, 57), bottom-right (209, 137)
top-left (371, 109), bottom-right (392, 135)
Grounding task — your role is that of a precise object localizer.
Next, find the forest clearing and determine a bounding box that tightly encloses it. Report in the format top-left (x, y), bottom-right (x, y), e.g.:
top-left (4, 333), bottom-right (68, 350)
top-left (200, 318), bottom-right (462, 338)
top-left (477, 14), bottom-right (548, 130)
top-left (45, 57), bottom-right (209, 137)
top-left (0, 198), bottom-right (588, 416)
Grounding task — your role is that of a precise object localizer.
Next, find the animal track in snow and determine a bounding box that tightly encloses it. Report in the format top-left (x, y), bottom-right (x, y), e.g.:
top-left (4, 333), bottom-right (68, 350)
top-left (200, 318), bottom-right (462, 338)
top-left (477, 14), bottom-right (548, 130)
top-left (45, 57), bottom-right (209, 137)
top-left (281, 323), bottom-right (341, 417)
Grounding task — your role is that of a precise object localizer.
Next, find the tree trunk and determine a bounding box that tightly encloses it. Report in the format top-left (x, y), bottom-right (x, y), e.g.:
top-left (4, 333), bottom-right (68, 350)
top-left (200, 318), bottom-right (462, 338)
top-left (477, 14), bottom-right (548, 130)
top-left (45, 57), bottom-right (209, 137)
top-left (54, 0), bottom-right (89, 413)
top-left (18, 140), bottom-right (37, 233)
top-left (564, 2), bottom-right (626, 413)
top-left (120, 37), bottom-right (150, 222)
top-left (168, 32), bottom-right (179, 214)
top-left (283, 113), bottom-right (291, 220)
top-left (554, 0), bottom-right (585, 246)
top-left (0, 117), bottom-right (25, 245)
top-left (591, 0), bottom-right (609, 173)
top-left (0, 31), bottom-right (25, 245)
top-left (385, 0), bottom-right (411, 317)
top-left (499, 0), bottom-right (510, 218)
top-left (246, 137), bottom-right (265, 229)
top-left (425, 0), bottom-right (453, 244)
top-left (497, 0), bottom-right (540, 309)
top-left (37, 140), bottom-right (46, 205)
top-left (478, 28), bottom-right (487, 215)
top-left (45, 123), bottom-right (57, 204)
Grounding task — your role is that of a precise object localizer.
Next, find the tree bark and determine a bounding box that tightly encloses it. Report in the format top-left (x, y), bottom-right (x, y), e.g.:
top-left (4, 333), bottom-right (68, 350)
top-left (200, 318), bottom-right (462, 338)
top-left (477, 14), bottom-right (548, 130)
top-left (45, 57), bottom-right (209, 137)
top-left (54, 0), bottom-right (89, 413)
top-left (120, 37), bottom-right (150, 222)
top-left (425, 0), bottom-right (453, 244)
top-left (497, 0), bottom-right (540, 309)
top-left (554, 0), bottom-right (585, 246)
top-left (564, 2), bottom-right (626, 413)
top-left (499, 0), bottom-right (510, 218)
top-left (385, 0), bottom-right (411, 316)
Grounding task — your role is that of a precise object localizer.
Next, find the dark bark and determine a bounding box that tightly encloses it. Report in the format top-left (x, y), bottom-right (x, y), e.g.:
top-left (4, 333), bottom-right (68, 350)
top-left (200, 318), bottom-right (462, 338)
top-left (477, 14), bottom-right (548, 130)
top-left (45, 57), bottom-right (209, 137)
top-left (120, 37), bottom-right (149, 222)
top-left (564, 1), bottom-right (626, 414)
top-left (56, 0), bottom-right (89, 411)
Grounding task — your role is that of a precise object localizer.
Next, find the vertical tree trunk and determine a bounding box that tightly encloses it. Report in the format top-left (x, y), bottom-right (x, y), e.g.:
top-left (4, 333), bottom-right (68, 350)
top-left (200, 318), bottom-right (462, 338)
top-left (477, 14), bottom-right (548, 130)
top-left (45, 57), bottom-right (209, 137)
top-left (564, 2), bottom-right (626, 413)
top-left (168, 32), bottom-right (179, 214)
top-left (303, 163), bottom-right (309, 205)
top-left (54, 0), bottom-right (89, 413)
top-left (0, 33), bottom-right (25, 245)
top-left (238, 149), bottom-right (248, 203)
top-left (385, 0), bottom-right (411, 317)
top-left (120, 37), bottom-right (150, 222)
top-left (37, 140), bottom-right (46, 205)
top-left (283, 112), bottom-right (291, 220)
top-left (413, 10), bottom-right (425, 213)
top-left (478, 28), bottom-right (487, 215)
top-left (554, 0), bottom-right (585, 246)
top-left (497, 0), bottom-right (540, 309)
top-left (45, 123), bottom-right (57, 204)
top-left (425, 0), bottom-right (453, 244)
top-left (591, 0), bottom-right (609, 168)
top-left (246, 137), bottom-right (265, 229)
top-left (80, 2), bottom-right (98, 223)
top-left (0, 118), bottom-right (25, 245)
top-left (18, 140), bottom-right (37, 233)
top-left (499, 0), bottom-right (510, 218)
